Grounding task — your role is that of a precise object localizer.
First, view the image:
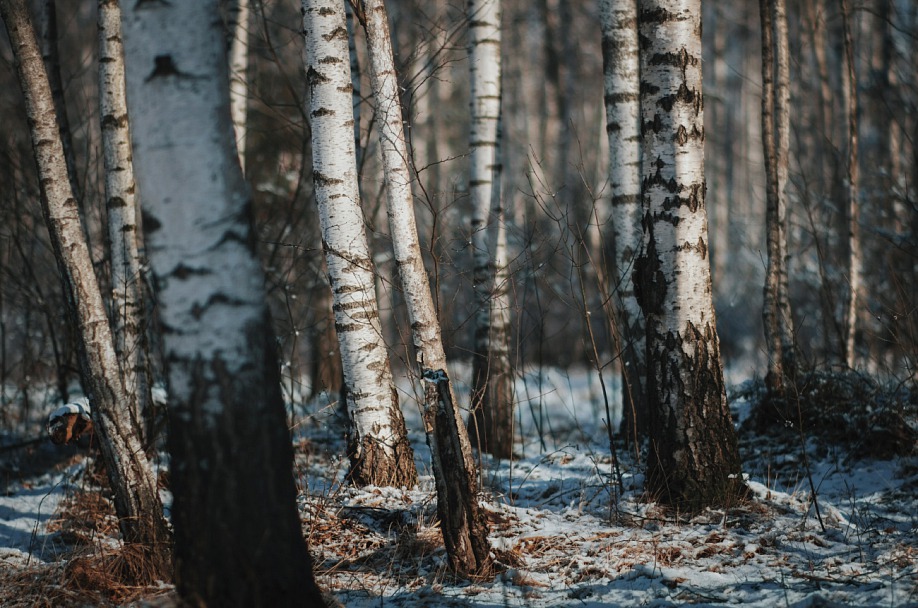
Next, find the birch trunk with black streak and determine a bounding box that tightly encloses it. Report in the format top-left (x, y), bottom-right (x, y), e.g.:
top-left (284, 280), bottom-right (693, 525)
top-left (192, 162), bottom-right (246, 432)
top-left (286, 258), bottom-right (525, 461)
top-left (303, 0), bottom-right (417, 489)
top-left (841, 0), bottom-right (861, 369)
top-left (599, 0), bottom-right (646, 444)
top-left (98, 0), bottom-right (153, 446)
top-left (227, 0), bottom-right (250, 172)
top-left (359, 0), bottom-right (492, 576)
top-left (122, 2), bottom-right (325, 604)
top-left (0, 0), bottom-right (170, 576)
top-left (467, 0), bottom-right (513, 459)
top-left (760, 0), bottom-right (796, 396)
top-left (634, 0), bottom-right (744, 512)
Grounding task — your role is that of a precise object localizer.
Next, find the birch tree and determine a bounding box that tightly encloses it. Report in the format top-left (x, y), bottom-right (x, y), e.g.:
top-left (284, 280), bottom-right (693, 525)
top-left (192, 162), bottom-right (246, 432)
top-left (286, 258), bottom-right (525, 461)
top-left (759, 0), bottom-right (796, 395)
top-left (227, 0), bottom-right (250, 172)
top-left (467, 0), bottom-right (514, 459)
top-left (357, 0), bottom-right (493, 576)
top-left (98, 0), bottom-right (153, 445)
top-left (0, 0), bottom-right (170, 576)
top-left (841, 0), bottom-right (861, 368)
top-left (599, 0), bottom-right (646, 443)
top-left (634, 0), bottom-right (744, 511)
top-left (122, 2), bottom-right (325, 604)
top-left (303, 0), bottom-right (417, 489)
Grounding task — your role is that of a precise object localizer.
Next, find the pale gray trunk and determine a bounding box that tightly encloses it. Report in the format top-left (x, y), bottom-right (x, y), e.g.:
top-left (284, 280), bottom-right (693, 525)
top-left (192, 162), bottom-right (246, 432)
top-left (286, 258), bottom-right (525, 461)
top-left (98, 0), bottom-right (153, 445)
top-left (359, 0), bottom-right (492, 576)
top-left (841, 0), bottom-right (861, 368)
top-left (599, 0), bottom-right (646, 443)
top-left (123, 1), bottom-right (326, 604)
top-left (634, 0), bottom-right (743, 512)
top-left (227, 0), bottom-right (250, 172)
top-left (303, 0), bottom-right (417, 489)
top-left (1, 0), bottom-right (170, 575)
top-left (760, 0), bottom-right (796, 394)
top-left (467, 0), bottom-right (513, 459)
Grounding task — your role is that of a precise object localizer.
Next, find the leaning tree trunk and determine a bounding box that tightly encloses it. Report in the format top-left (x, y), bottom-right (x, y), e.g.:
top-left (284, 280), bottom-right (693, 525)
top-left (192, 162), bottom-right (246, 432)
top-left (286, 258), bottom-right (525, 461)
top-left (122, 2), bottom-right (325, 605)
top-left (303, 0), bottom-right (417, 489)
top-left (466, 0), bottom-right (514, 459)
top-left (227, 0), bottom-right (249, 172)
top-left (358, 0), bottom-right (492, 577)
top-left (599, 0), bottom-right (647, 445)
top-left (634, 0), bottom-right (744, 513)
top-left (98, 0), bottom-right (154, 446)
top-left (759, 0), bottom-right (796, 396)
top-left (840, 0), bottom-right (861, 369)
top-left (0, 0), bottom-right (170, 577)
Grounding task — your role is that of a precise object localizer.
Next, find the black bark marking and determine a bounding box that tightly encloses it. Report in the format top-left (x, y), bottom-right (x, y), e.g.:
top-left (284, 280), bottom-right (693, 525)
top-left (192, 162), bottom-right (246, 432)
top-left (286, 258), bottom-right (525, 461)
top-left (633, 218), bottom-right (665, 317)
top-left (306, 66), bottom-right (329, 86)
top-left (313, 171), bottom-right (343, 186)
top-left (322, 26), bottom-right (348, 42)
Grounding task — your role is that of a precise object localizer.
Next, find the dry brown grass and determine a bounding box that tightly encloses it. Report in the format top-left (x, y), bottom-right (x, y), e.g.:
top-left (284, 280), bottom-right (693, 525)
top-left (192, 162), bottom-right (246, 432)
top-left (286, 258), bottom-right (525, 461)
top-left (3, 465), bottom-right (176, 606)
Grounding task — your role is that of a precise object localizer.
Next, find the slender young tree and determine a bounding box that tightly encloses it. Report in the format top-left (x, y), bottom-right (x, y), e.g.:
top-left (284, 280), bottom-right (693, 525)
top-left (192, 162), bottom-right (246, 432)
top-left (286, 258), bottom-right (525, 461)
top-left (122, 2), bottom-right (325, 604)
top-left (840, 0), bottom-right (861, 368)
top-left (599, 0), bottom-right (647, 444)
top-left (634, 0), bottom-right (744, 512)
top-left (358, 0), bottom-right (492, 576)
top-left (759, 0), bottom-right (796, 395)
top-left (0, 0), bottom-right (170, 576)
top-left (303, 0), bottom-right (417, 489)
top-left (227, 0), bottom-right (250, 172)
top-left (98, 0), bottom-right (153, 445)
top-left (467, 0), bottom-right (514, 459)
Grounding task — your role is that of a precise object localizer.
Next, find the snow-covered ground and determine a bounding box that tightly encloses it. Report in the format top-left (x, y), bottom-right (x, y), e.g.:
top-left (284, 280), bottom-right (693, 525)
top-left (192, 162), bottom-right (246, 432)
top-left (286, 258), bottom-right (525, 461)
top-left (1, 366), bottom-right (916, 606)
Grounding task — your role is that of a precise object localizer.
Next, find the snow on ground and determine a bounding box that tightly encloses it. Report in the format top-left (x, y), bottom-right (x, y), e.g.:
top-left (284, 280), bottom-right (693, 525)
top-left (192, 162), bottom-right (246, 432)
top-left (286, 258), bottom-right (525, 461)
top-left (1, 366), bottom-right (916, 606)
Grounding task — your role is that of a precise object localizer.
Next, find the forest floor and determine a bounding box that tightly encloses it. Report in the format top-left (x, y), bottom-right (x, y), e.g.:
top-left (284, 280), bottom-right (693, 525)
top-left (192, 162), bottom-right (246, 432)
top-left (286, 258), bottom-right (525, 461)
top-left (0, 366), bottom-right (916, 607)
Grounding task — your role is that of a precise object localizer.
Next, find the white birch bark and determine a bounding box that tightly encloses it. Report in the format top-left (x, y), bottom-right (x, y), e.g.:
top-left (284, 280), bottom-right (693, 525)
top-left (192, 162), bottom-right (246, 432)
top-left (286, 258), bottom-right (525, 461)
top-left (599, 0), bottom-right (646, 441)
top-left (122, 1), bottom-right (325, 603)
top-left (358, 0), bottom-right (491, 575)
top-left (467, 0), bottom-right (513, 458)
top-left (634, 0), bottom-right (743, 512)
top-left (303, 0), bottom-right (416, 488)
top-left (227, 0), bottom-right (250, 172)
top-left (98, 0), bottom-right (151, 441)
top-left (0, 0), bottom-right (169, 573)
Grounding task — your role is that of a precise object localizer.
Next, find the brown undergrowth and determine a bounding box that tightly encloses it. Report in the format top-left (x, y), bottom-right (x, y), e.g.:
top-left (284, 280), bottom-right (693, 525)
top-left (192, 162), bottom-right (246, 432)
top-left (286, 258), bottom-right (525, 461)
top-left (0, 456), bottom-right (176, 607)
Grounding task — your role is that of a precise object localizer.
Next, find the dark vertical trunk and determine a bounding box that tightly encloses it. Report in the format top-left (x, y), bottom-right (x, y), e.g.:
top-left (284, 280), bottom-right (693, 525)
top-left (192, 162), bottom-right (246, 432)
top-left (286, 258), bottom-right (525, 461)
top-left (424, 370), bottom-right (492, 577)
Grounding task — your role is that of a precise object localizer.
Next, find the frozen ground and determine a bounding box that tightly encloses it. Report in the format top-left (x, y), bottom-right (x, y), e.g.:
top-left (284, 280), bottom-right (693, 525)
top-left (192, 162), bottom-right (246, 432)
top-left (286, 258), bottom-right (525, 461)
top-left (1, 366), bottom-right (916, 606)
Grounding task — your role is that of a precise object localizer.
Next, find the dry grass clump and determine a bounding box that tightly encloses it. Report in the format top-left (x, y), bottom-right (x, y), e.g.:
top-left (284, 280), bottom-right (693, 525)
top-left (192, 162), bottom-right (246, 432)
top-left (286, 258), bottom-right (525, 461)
top-left (8, 465), bottom-right (176, 606)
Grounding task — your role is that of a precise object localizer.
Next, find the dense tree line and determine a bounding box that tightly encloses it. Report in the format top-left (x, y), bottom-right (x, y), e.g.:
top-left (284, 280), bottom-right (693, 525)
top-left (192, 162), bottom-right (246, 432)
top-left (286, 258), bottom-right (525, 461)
top-left (0, 0), bottom-right (914, 604)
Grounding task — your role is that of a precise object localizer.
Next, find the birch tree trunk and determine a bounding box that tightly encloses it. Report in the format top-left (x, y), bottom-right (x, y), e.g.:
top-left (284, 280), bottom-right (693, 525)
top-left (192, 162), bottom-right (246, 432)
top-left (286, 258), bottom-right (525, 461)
top-left (599, 0), bottom-right (646, 444)
top-left (841, 0), bottom-right (861, 368)
top-left (467, 0), bottom-right (514, 459)
top-left (122, 2), bottom-right (325, 604)
top-left (358, 0), bottom-right (492, 576)
top-left (0, 0), bottom-right (170, 577)
top-left (303, 0), bottom-right (417, 489)
top-left (760, 0), bottom-right (796, 395)
top-left (98, 0), bottom-right (153, 446)
top-left (634, 0), bottom-right (744, 512)
top-left (227, 0), bottom-right (250, 172)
